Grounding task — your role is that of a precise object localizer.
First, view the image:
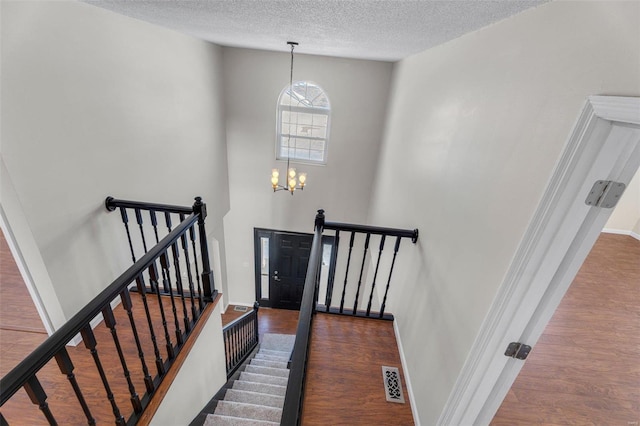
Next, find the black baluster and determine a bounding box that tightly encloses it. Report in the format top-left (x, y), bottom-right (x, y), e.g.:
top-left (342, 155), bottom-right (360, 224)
top-left (339, 232), bottom-right (355, 314)
top-left (224, 329), bottom-right (230, 373)
top-left (325, 230), bottom-right (339, 312)
top-left (120, 208), bottom-right (136, 263)
top-left (148, 210), bottom-right (161, 293)
top-left (80, 326), bottom-right (125, 426)
top-left (253, 302), bottom-right (260, 345)
top-left (24, 376), bottom-right (57, 425)
top-left (159, 251), bottom-right (184, 346)
top-left (55, 348), bottom-right (95, 425)
top-left (1, 412), bottom-right (8, 426)
top-left (180, 214), bottom-right (198, 322)
top-left (353, 233), bottom-right (370, 315)
top-left (102, 305), bottom-right (142, 414)
top-left (170, 241), bottom-right (191, 333)
top-left (135, 275), bottom-right (165, 375)
top-left (366, 235), bottom-right (386, 317)
top-left (135, 208), bottom-right (148, 254)
top-left (380, 237), bottom-right (402, 318)
top-left (193, 197), bottom-right (215, 301)
top-left (149, 262), bottom-right (175, 360)
top-left (189, 224), bottom-right (204, 312)
top-left (120, 288), bottom-right (154, 394)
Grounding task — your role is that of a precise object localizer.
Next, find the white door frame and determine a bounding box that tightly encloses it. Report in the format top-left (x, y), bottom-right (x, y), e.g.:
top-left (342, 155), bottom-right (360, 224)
top-left (439, 96), bottom-right (640, 425)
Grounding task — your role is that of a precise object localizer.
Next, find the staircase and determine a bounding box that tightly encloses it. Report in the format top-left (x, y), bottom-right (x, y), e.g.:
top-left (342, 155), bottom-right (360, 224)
top-left (204, 334), bottom-right (295, 425)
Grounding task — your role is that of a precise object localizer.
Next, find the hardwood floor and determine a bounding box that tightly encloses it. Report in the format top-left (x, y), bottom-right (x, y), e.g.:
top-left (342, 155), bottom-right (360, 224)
top-left (492, 233), bottom-right (640, 424)
top-left (1, 288), bottom-right (203, 425)
top-left (221, 305), bottom-right (299, 338)
top-left (301, 313), bottom-right (415, 425)
top-left (223, 305), bottom-right (413, 424)
top-left (0, 229), bottom-right (48, 377)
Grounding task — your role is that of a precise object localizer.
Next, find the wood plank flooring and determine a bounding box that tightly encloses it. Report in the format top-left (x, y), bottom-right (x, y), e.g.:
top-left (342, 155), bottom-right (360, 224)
top-left (492, 233), bottom-right (640, 424)
top-left (221, 305), bottom-right (299, 338)
top-left (0, 229), bottom-right (48, 376)
top-left (301, 313), bottom-right (415, 425)
top-left (1, 288), bottom-right (207, 425)
top-left (223, 305), bottom-right (412, 424)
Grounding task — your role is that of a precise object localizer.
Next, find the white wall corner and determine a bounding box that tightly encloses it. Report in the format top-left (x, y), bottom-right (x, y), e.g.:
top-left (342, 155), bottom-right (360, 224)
top-left (393, 320), bottom-right (421, 426)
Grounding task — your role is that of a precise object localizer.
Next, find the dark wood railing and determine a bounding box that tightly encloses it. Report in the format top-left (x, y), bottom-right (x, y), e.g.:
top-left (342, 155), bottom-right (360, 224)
top-left (280, 210), bottom-right (325, 426)
top-left (319, 220), bottom-right (418, 320)
top-left (222, 304), bottom-right (259, 379)
top-left (281, 209), bottom-right (418, 424)
top-left (0, 197), bottom-right (216, 425)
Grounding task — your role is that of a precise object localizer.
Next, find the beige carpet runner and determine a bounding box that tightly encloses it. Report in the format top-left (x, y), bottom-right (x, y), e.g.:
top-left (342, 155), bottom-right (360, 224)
top-left (204, 334), bottom-right (295, 425)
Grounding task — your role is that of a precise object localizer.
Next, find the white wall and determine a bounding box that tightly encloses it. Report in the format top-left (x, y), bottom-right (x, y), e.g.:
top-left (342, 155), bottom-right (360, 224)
top-left (368, 1), bottom-right (640, 424)
top-left (1, 1), bottom-right (230, 320)
top-left (222, 47), bottom-right (392, 304)
top-left (604, 168), bottom-right (640, 236)
top-left (150, 301), bottom-right (227, 426)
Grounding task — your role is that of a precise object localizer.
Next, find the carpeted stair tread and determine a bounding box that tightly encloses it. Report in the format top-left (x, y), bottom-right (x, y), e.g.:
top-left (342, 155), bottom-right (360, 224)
top-left (253, 353), bottom-right (289, 362)
top-left (224, 389), bottom-right (284, 408)
top-left (232, 380), bottom-right (287, 396)
top-left (214, 401), bottom-right (282, 423)
top-left (258, 349), bottom-right (291, 357)
top-left (204, 414), bottom-right (278, 425)
top-left (251, 358), bottom-right (288, 369)
top-left (239, 371), bottom-right (289, 386)
top-left (259, 334), bottom-right (296, 352)
top-left (245, 365), bottom-right (290, 378)
top-left (250, 359), bottom-right (288, 369)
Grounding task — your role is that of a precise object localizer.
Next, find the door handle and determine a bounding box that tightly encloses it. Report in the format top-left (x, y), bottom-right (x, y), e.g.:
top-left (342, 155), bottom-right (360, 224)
top-left (273, 276), bottom-right (281, 281)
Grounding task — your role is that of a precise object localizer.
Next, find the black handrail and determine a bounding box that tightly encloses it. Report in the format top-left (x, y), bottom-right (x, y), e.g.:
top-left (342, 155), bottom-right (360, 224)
top-left (0, 213), bottom-right (199, 405)
top-left (281, 210), bottom-right (419, 424)
top-left (222, 305), bottom-right (259, 379)
top-left (1, 197), bottom-right (218, 426)
top-left (280, 210), bottom-right (325, 425)
top-left (105, 196), bottom-right (193, 215)
top-left (324, 221), bottom-right (418, 243)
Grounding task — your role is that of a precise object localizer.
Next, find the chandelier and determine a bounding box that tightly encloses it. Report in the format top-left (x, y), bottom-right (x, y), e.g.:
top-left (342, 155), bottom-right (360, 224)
top-left (271, 41), bottom-right (307, 195)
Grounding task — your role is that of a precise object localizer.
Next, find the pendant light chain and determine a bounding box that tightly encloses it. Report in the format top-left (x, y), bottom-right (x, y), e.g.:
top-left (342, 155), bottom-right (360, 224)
top-left (271, 41), bottom-right (306, 195)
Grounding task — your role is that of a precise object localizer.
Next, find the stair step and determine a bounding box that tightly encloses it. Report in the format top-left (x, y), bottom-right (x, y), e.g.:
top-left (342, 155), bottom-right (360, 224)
top-left (232, 380), bottom-right (287, 396)
top-left (214, 401), bottom-right (282, 423)
top-left (245, 365), bottom-right (290, 378)
top-left (224, 389), bottom-right (284, 408)
top-left (239, 372), bottom-right (288, 387)
top-left (254, 353), bottom-right (289, 362)
top-left (250, 359), bottom-right (288, 369)
top-left (258, 349), bottom-right (291, 357)
top-left (204, 414), bottom-right (278, 425)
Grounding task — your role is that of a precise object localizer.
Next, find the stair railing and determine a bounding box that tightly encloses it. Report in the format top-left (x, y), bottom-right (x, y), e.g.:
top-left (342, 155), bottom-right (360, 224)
top-left (222, 303), bottom-right (260, 379)
top-left (281, 209), bottom-right (418, 425)
top-left (320, 219), bottom-right (418, 320)
top-left (0, 197), bottom-right (216, 426)
top-left (280, 209), bottom-right (325, 426)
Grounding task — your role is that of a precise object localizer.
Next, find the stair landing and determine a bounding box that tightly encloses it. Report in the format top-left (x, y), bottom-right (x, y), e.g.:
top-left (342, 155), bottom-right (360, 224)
top-left (301, 313), bottom-right (415, 425)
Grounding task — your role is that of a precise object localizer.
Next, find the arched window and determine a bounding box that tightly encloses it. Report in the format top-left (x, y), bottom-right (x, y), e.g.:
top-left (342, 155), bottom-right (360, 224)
top-left (277, 81), bottom-right (331, 164)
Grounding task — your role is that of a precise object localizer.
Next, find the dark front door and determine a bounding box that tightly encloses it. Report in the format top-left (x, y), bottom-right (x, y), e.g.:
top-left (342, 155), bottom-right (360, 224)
top-left (269, 233), bottom-right (311, 310)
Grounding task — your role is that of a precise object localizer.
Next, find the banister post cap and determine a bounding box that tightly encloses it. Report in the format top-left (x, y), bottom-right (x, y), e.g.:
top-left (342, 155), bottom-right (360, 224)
top-left (105, 196), bottom-right (116, 212)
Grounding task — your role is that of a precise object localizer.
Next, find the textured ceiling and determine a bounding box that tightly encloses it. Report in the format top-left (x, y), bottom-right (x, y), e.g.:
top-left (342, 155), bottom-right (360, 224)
top-left (87, 0), bottom-right (548, 62)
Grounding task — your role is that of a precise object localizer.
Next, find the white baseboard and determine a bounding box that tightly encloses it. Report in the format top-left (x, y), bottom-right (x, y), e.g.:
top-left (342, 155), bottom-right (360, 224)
top-left (602, 228), bottom-right (640, 241)
top-left (393, 320), bottom-right (421, 426)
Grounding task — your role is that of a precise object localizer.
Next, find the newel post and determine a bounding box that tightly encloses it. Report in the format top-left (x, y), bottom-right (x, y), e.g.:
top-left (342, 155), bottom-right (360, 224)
top-left (193, 197), bottom-right (215, 301)
top-left (314, 209), bottom-right (325, 231)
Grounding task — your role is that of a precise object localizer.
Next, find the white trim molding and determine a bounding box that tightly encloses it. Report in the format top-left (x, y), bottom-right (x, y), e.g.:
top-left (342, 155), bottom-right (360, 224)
top-left (602, 228), bottom-right (640, 241)
top-left (438, 96), bottom-right (640, 425)
top-left (393, 320), bottom-right (421, 426)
